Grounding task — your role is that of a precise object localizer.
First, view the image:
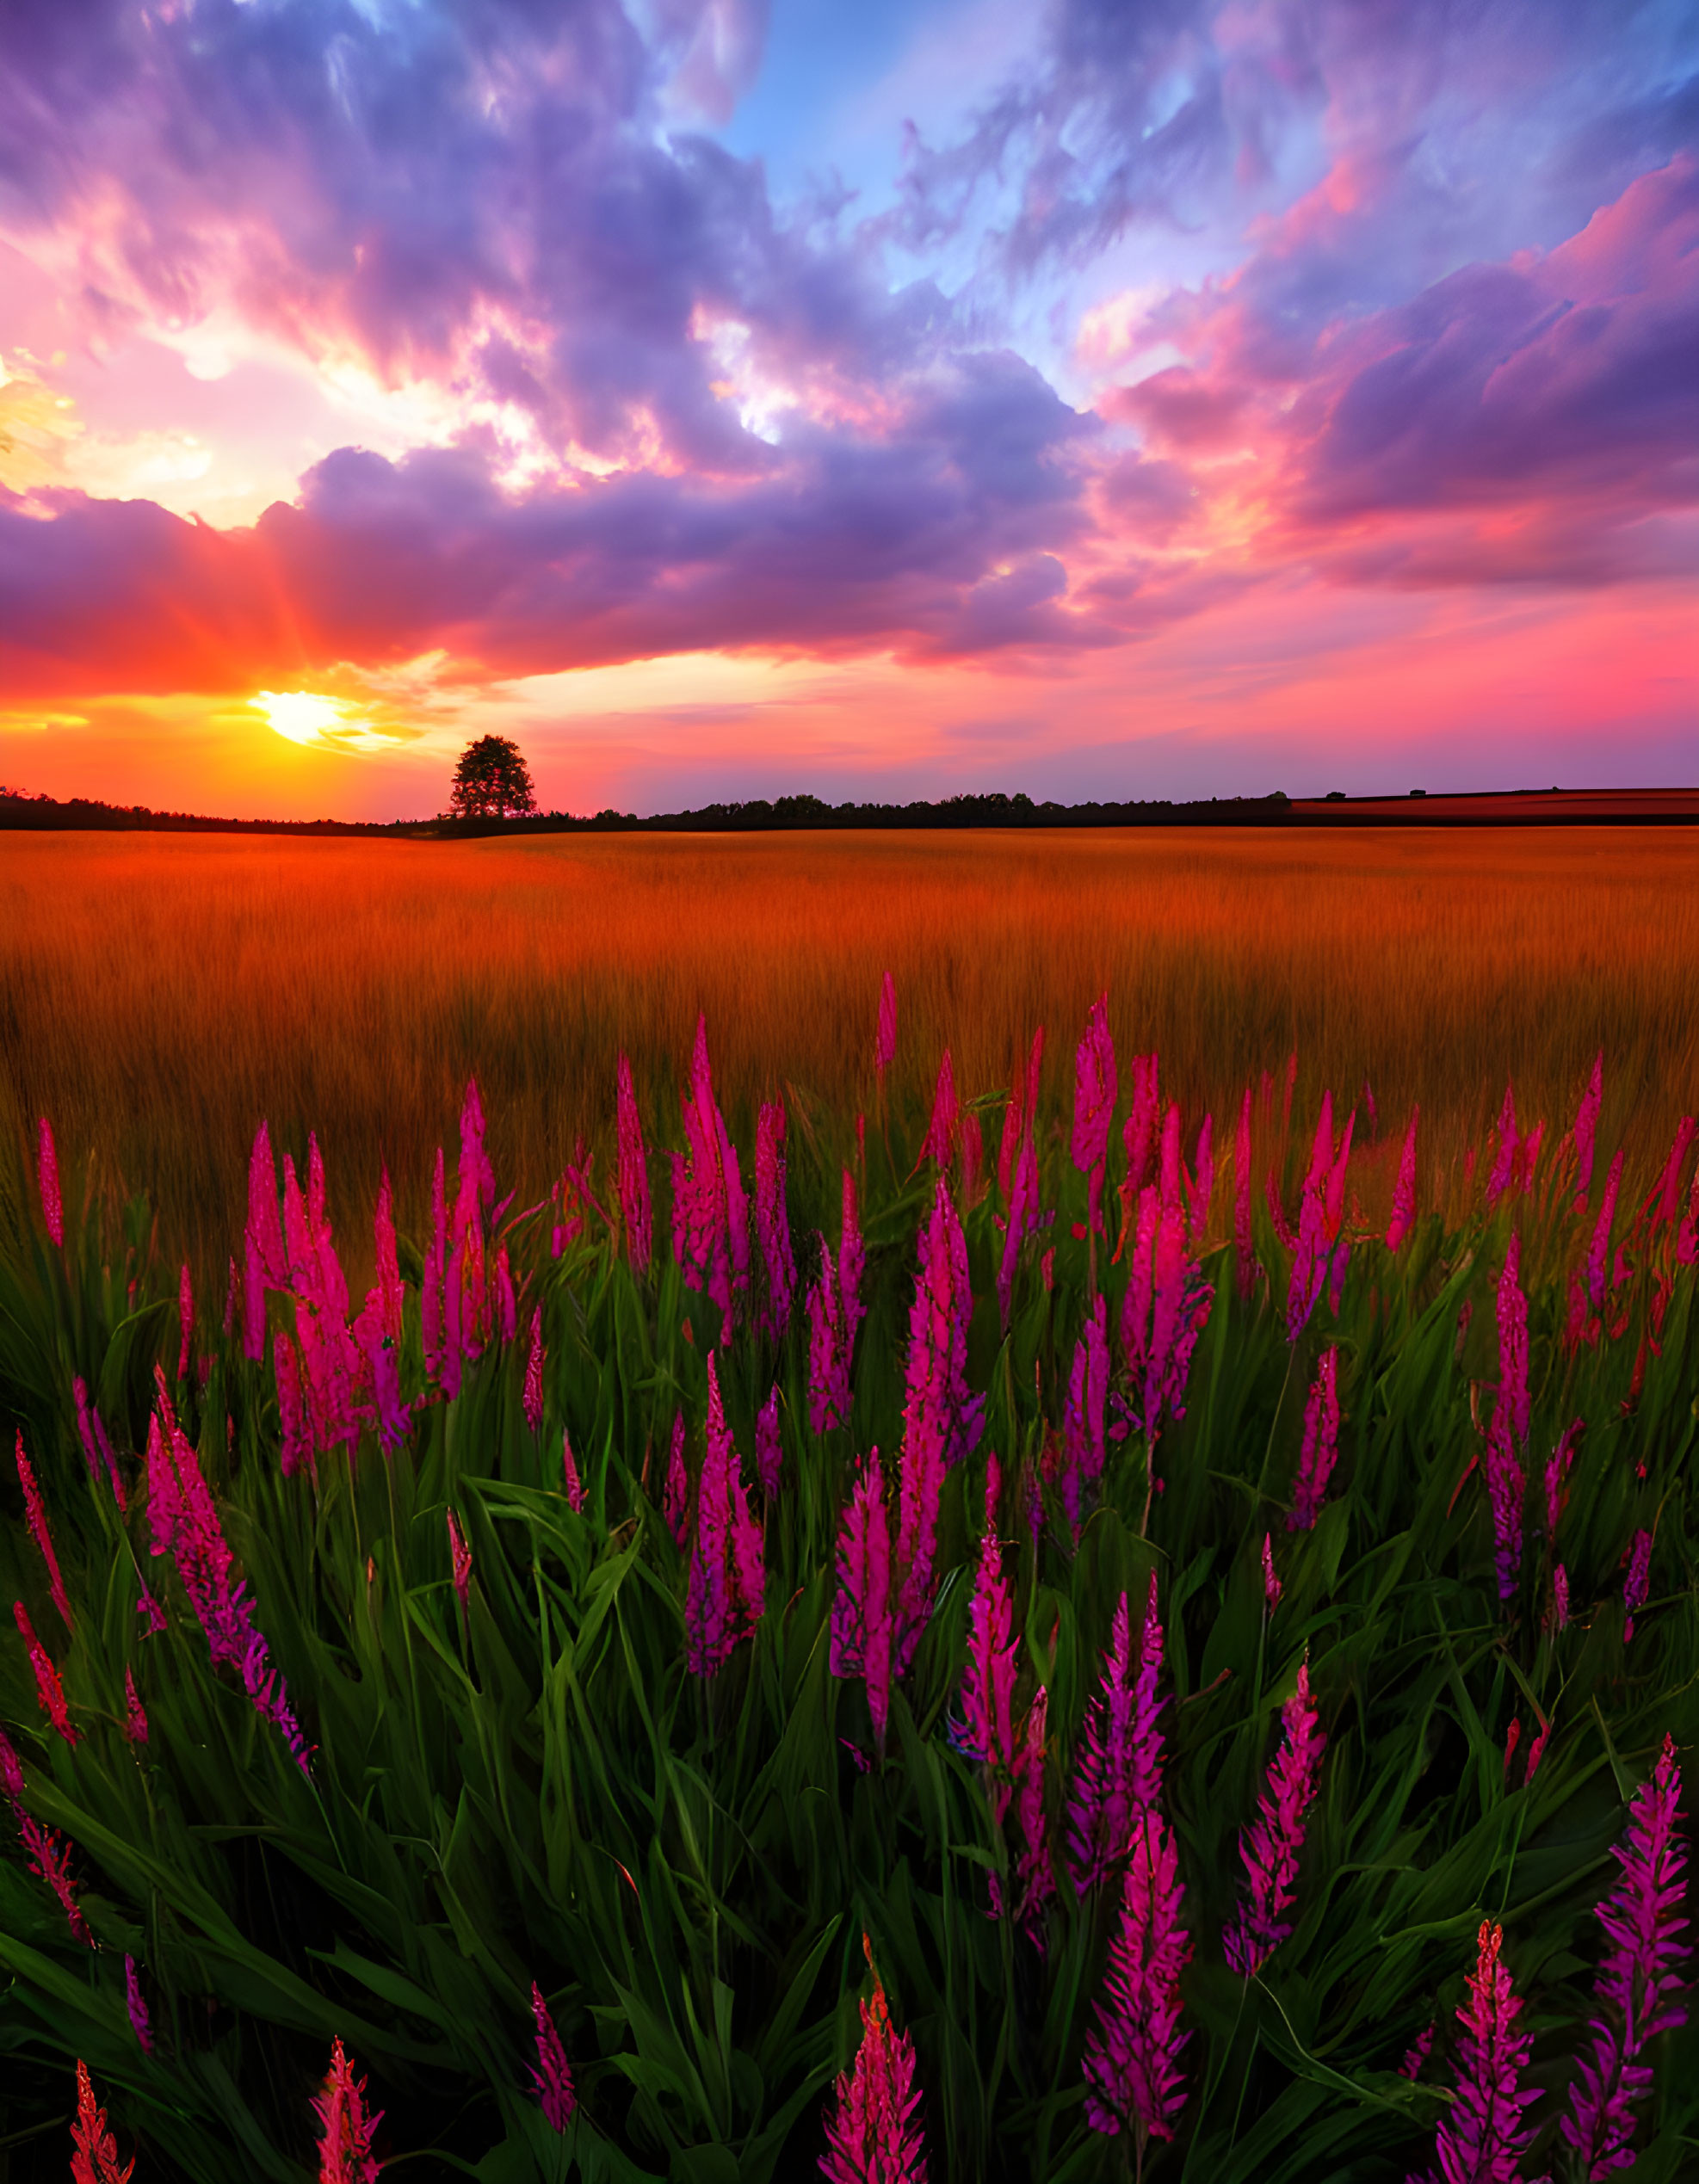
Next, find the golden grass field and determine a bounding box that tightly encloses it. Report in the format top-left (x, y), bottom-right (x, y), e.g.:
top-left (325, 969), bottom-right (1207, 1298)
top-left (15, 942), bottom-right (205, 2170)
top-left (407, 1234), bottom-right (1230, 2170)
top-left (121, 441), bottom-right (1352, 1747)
top-left (3, 826), bottom-right (1696, 1280)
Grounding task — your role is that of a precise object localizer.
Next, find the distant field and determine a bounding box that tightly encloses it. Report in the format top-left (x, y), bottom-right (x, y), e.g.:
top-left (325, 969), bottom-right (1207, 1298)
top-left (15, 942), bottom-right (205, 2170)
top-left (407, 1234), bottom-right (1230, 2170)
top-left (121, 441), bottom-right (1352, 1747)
top-left (3, 826), bottom-right (1696, 1278)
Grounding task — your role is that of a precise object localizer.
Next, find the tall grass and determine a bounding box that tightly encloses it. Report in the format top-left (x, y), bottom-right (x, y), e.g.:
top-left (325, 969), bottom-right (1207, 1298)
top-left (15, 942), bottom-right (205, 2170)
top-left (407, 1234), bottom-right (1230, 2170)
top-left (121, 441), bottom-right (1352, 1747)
top-left (3, 827), bottom-right (1697, 1285)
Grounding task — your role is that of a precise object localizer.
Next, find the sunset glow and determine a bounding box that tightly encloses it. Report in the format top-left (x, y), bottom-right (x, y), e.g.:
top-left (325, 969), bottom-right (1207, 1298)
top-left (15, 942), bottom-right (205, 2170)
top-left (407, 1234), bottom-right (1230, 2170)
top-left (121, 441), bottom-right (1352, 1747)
top-left (0, 1), bottom-right (1693, 818)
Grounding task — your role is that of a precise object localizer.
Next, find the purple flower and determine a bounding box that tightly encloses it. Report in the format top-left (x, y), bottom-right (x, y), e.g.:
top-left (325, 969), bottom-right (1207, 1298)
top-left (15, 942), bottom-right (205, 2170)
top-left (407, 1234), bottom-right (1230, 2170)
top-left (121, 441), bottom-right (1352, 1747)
top-left (1287, 1348), bottom-right (1341, 1532)
top-left (72, 1377), bottom-right (124, 1509)
top-left (423, 1147), bottom-right (448, 1383)
top-left (1554, 1564), bottom-right (1571, 1630)
top-left (685, 1351), bottom-right (765, 1678)
top-left (529, 1982), bottom-right (577, 2130)
top-left (1121, 1053), bottom-right (1160, 1212)
top-left (125, 1953), bottom-right (154, 2053)
top-left (1425, 1921), bottom-right (1541, 2184)
top-left (1058, 1297), bottom-right (1109, 1531)
top-left (809, 1170), bottom-right (868, 1434)
top-left (1485, 1410), bottom-right (1526, 1605)
top-left (1082, 1810), bottom-right (1191, 2150)
top-left (1399, 2022), bottom-right (1435, 2081)
top-left (616, 1052), bottom-right (653, 1276)
top-left (1067, 1576), bottom-right (1165, 1897)
top-left (950, 1520), bottom-right (1018, 1823)
top-left (819, 1950), bottom-right (928, 2184)
top-left (664, 1413), bottom-right (690, 1549)
top-left (1005, 1686), bottom-right (1056, 1940)
top-left (1650, 1117), bottom-right (1696, 1226)
top-left (1234, 1086), bottom-right (1257, 1299)
top-left (1585, 1150), bottom-right (1625, 1311)
top-left (1497, 1235), bottom-right (1529, 1451)
top-left (447, 1509), bottom-right (472, 1615)
top-left (1622, 1528), bottom-right (1653, 1644)
top-left (177, 1261), bottom-right (194, 1381)
top-left (1486, 1083), bottom-right (1520, 1205)
top-left (1574, 1051), bottom-right (1603, 1204)
top-left (757, 1385), bottom-right (782, 1499)
top-left (1561, 1733), bottom-right (1689, 2177)
top-left (1223, 1660), bottom-right (1325, 1978)
top-left (561, 1429), bottom-right (584, 1514)
top-left (1071, 995), bottom-right (1117, 1238)
top-left (1546, 1418), bottom-right (1583, 1539)
top-left (755, 1099), bottom-right (797, 1338)
top-left (895, 1179), bottom-right (982, 1669)
top-left (918, 1048), bottom-right (959, 1170)
top-left (36, 1117), bottom-right (63, 1247)
top-left (671, 1017), bottom-right (748, 1322)
top-left (875, 971), bottom-right (897, 1085)
top-left (1286, 1097), bottom-right (1354, 1341)
top-left (997, 1121), bottom-right (1041, 1334)
top-left (1262, 1534), bottom-right (1282, 1610)
top-left (122, 1666), bottom-right (147, 1744)
top-left (831, 1446), bottom-right (895, 1751)
top-left (1121, 1113), bottom-right (1214, 1448)
top-left (15, 1430), bottom-right (71, 1632)
top-left (523, 1306), bottom-right (545, 1433)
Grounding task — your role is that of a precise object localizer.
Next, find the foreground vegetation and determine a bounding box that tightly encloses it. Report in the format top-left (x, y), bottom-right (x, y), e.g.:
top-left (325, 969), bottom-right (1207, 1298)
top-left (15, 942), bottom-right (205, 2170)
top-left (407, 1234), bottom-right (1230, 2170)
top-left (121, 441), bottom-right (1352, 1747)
top-left (1, 984), bottom-right (1696, 2180)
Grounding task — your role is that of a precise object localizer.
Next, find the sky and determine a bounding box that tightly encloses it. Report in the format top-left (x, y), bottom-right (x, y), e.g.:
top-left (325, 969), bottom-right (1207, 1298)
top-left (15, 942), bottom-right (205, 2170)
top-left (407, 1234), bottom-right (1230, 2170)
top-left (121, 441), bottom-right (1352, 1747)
top-left (0, 0), bottom-right (1695, 820)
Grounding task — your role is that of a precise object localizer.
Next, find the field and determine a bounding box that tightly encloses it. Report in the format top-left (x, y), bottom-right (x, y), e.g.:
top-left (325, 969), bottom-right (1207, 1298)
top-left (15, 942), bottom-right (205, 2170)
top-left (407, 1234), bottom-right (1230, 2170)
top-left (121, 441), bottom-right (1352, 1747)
top-left (2, 825), bottom-right (1698, 2181)
top-left (3, 827), bottom-right (1698, 1287)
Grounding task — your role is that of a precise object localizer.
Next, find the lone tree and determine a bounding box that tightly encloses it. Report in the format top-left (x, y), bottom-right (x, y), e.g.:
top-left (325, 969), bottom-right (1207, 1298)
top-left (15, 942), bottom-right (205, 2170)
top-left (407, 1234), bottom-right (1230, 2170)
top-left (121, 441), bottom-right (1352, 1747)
top-left (449, 734), bottom-right (538, 819)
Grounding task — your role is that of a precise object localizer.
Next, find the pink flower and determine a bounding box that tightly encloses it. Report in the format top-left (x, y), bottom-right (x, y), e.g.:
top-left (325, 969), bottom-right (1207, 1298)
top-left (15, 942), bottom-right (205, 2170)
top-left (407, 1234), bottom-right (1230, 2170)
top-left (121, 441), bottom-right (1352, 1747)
top-left (177, 1262), bottom-right (195, 1380)
top-left (1005, 1685), bottom-right (1055, 1940)
top-left (756, 1098), bottom-right (797, 1338)
top-left (671, 1016), bottom-right (748, 1322)
top-left (1585, 1150), bottom-right (1626, 1310)
top-left (1067, 1576), bottom-right (1165, 1896)
top-left (1525, 1719), bottom-right (1550, 1784)
top-left (1545, 1418), bottom-right (1583, 1539)
top-left (997, 1027), bottom-right (1044, 1197)
top-left (447, 1509), bottom-right (472, 1615)
top-left (1223, 1660), bottom-right (1325, 1978)
top-left (37, 1116), bottom-right (63, 1247)
top-left (895, 1179), bottom-right (983, 1667)
top-left (1234, 1087), bottom-right (1257, 1299)
top-left (1485, 1410), bottom-right (1526, 1604)
top-left (15, 1430), bottom-right (71, 1631)
top-left (950, 1519), bottom-right (1022, 1896)
top-left (0, 1724), bottom-right (23, 1799)
top-left (1486, 1083), bottom-right (1520, 1205)
top-left (374, 1168), bottom-right (403, 1342)
top-left (529, 1982), bottom-right (577, 2130)
top-left (523, 1306), bottom-right (545, 1433)
top-left (616, 1052), bottom-right (653, 1276)
top-left (1082, 1811), bottom-right (1191, 2150)
top-left (1387, 1107), bottom-right (1420, 1255)
top-left (997, 1122), bottom-right (1041, 1334)
top-left (1286, 1096), bottom-right (1354, 1340)
top-left (72, 1378), bottom-right (125, 1509)
top-left (1650, 1116), bottom-right (1697, 1227)
top-left (1287, 1348), bottom-right (1340, 1532)
top-left (1574, 1051), bottom-right (1603, 1203)
top-left (423, 1148), bottom-right (448, 1381)
top-left (1424, 1921), bottom-right (1541, 2184)
top-left (1121, 1053), bottom-right (1160, 1213)
top-left (1262, 1533), bottom-right (1282, 1610)
top-left (1623, 1527), bottom-right (1653, 1643)
top-left (1120, 1114), bottom-right (1214, 1446)
top-left (918, 1048), bottom-right (959, 1169)
top-left (809, 1171), bottom-right (868, 1434)
top-left (71, 2059), bottom-right (132, 2184)
top-left (312, 2037), bottom-right (382, 2184)
top-left (274, 1331), bottom-right (312, 1480)
top-left (1553, 1564), bottom-right (1570, 1630)
top-left (1072, 995), bottom-right (1117, 1237)
top-left (831, 1447), bottom-right (895, 1750)
top-left (561, 1429), bottom-right (584, 1514)
top-left (664, 1413), bottom-right (690, 1548)
top-left (1497, 1235), bottom-right (1529, 1450)
top-left (685, 1352), bottom-right (765, 1677)
top-left (15, 1808), bottom-right (93, 1946)
top-left (1561, 1732), bottom-right (1689, 2177)
top-left (494, 1246), bottom-right (517, 1344)
top-left (1057, 1297), bottom-right (1109, 1530)
top-left (757, 1385), bottom-right (782, 1498)
top-left (15, 1602), bottom-right (78, 1743)
top-left (1400, 2023), bottom-right (1435, 2081)
top-left (819, 1949), bottom-right (928, 2184)
top-left (875, 971), bottom-right (897, 1085)
top-left (125, 1954), bottom-right (153, 2054)
top-left (122, 1667), bottom-right (148, 1744)
top-left (1188, 1114), bottom-right (1214, 1246)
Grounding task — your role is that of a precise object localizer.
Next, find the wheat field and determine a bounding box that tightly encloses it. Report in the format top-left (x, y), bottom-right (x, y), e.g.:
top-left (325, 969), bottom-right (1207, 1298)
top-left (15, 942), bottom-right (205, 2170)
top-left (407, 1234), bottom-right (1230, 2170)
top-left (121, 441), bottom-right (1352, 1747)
top-left (3, 826), bottom-right (1696, 1278)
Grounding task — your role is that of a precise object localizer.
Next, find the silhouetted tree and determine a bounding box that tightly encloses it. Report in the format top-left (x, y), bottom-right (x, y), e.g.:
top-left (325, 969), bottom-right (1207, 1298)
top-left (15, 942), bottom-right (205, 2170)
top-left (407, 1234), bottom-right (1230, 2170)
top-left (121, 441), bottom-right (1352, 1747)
top-left (449, 735), bottom-right (537, 818)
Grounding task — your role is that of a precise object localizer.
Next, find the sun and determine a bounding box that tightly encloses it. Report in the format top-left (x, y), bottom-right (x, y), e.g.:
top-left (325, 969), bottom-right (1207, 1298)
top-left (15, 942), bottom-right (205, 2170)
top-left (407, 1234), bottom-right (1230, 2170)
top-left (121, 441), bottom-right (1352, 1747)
top-left (250, 690), bottom-right (349, 746)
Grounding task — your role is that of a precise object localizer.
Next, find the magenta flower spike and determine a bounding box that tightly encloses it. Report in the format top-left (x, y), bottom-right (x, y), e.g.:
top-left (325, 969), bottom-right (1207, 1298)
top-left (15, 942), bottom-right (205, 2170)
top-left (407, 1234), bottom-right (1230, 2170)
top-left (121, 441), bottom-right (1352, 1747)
top-left (1574, 1051), bottom-right (1603, 1203)
top-left (15, 1431), bottom-right (71, 1632)
top-left (756, 1099), bottom-right (797, 1338)
top-left (1234, 1086), bottom-right (1257, 1299)
top-left (1058, 1297), bottom-right (1109, 1531)
top-left (616, 1052), bottom-right (654, 1275)
top-left (672, 1015), bottom-right (745, 1320)
top-left (1545, 1416), bottom-right (1582, 1539)
top-left (1651, 1116), bottom-right (1696, 1226)
top-left (1486, 1083), bottom-right (1520, 1204)
top-left (1586, 1149), bottom-right (1625, 1310)
top-left (1485, 1410), bottom-right (1526, 1604)
top-left (313, 2036), bottom-right (383, 2184)
top-left (1554, 1564), bottom-right (1570, 1629)
top-left (447, 1509), bottom-right (472, 1616)
top-left (72, 1376), bottom-right (123, 1508)
top-left (895, 1178), bottom-right (983, 1668)
top-left (950, 1520), bottom-right (1019, 1829)
top-left (664, 1412), bottom-right (690, 1548)
top-left (875, 970), bottom-right (897, 1086)
top-left (1004, 1685), bottom-right (1056, 1938)
top-left (1222, 1659), bottom-right (1325, 1978)
top-left (1083, 1810), bottom-right (1192, 2154)
top-left (274, 1331), bottom-right (313, 1480)
top-left (248, 1121), bottom-right (287, 1284)
top-left (122, 1666), bottom-right (148, 1744)
top-left (1067, 1575), bottom-right (1165, 1896)
top-left (16, 1808), bottom-right (92, 1946)
top-left (1262, 1534), bottom-right (1282, 1610)
top-left (757, 1385), bottom-right (782, 1498)
top-left (528, 1981), bottom-right (577, 2129)
top-left (997, 1125), bottom-right (1041, 1333)
top-left (1387, 1105), bottom-right (1420, 1252)
top-left (177, 1262), bottom-right (194, 1380)
top-left (1561, 1732), bottom-right (1690, 2176)
top-left (831, 1446), bottom-right (895, 1749)
top-left (819, 1948), bottom-right (928, 2184)
top-left (1122, 1053), bottom-right (1160, 1210)
top-left (560, 1428), bottom-right (584, 1513)
top-left (918, 1047), bottom-right (959, 1169)
top-left (1424, 1921), bottom-right (1541, 2184)
top-left (1622, 1527), bottom-right (1653, 1643)
top-left (1287, 1348), bottom-right (1340, 1532)
top-left (1121, 1126), bottom-right (1214, 1451)
top-left (1188, 1114), bottom-right (1214, 1246)
top-left (523, 1306), bottom-right (545, 1433)
top-left (371, 1167), bottom-right (403, 1342)
top-left (493, 1246), bottom-right (516, 1346)
top-left (15, 1601), bottom-right (79, 1744)
top-left (125, 1953), bottom-right (154, 2053)
top-left (1497, 1234), bottom-right (1529, 1451)
top-left (1399, 2022), bottom-right (1435, 2080)
top-left (0, 1724), bottom-right (23, 1800)
top-left (808, 1238), bottom-right (848, 1434)
top-left (36, 1116), bottom-right (63, 1246)
top-left (1071, 994), bottom-right (1117, 1238)
top-left (685, 1352), bottom-right (765, 1678)
top-left (423, 1147), bottom-right (448, 1381)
